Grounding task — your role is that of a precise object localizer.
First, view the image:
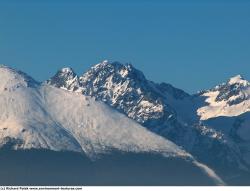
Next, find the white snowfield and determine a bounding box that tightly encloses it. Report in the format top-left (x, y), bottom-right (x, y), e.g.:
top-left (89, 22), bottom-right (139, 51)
top-left (198, 75), bottom-right (250, 120)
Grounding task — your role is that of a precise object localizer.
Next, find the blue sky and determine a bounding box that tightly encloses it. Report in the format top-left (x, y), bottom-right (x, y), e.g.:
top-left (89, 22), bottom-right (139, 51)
top-left (0, 0), bottom-right (249, 93)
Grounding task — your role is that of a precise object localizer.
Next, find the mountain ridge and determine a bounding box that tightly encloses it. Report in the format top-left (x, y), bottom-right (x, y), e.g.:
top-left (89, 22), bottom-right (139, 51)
top-left (47, 60), bottom-right (250, 184)
top-left (0, 64), bottom-right (192, 158)
top-left (1, 62), bottom-right (250, 185)
top-left (0, 64), bottom-right (228, 186)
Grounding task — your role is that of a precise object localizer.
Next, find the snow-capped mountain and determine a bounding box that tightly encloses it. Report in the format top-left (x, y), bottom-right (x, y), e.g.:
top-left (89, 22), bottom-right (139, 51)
top-left (197, 75), bottom-right (250, 120)
top-left (47, 61), bottom-right (196, 149)
top-left (0, 65), bottom-right (188, 157)
top-left (47, 67), bottom-right (82, 92)
top-left (47, 60), bottom-right (250, 184)
top-left (194, 75), bottom-right (250, 181)
top-left (0, 65), bottom-right (226, 185)
top-left (49, 60), bottom-right (176, 125)
top-left (2, 61), bottom-right (250, 185)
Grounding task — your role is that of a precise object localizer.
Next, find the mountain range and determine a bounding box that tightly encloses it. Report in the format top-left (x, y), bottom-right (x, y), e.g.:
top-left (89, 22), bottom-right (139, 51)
top-left (0, 61), bottom-right (250, 185)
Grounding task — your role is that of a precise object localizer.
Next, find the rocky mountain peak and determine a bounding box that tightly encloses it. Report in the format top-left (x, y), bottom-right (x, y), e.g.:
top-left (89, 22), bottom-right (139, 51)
top-left (228, 75), bottom-right (249, 86)
top-left (211, 75), bottom-right (250, 105)
top-left (84, 60), bottom-right (147, 83)
top-left (46, 67), bottom-right (81, 92)
top-left (60, 67), bottom-right (75, 74)
top-left (197, 74), bottom-right (250, 121)
top-left (78, 61), bottom-right (171, 124)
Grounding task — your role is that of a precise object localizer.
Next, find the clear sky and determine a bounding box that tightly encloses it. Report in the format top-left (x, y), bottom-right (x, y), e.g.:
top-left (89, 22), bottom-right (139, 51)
top-left (0, 0), bottom-right (249, 93)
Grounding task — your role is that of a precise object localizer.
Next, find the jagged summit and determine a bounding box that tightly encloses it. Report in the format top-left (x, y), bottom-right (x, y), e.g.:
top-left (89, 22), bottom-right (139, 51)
top-left (215, 75), bottom-right (249, 103)
top-left (228, 74), bottom-right (249, 86)
top-left (46, 66), bottom-right (81, 92)
top-left (78, 60), bottom-right (170, 124)
top-left (86, 60), bottom-right (147, 82)
top-left (197, 74), bottom-right (250, 120)
top-left (60, 67), bottom-right (75, 74)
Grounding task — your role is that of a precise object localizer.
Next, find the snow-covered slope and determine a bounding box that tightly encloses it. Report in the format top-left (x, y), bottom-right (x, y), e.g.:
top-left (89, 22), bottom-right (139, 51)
top-left (197, 75), bottom-right (250, 120)
top-left (41, 85), bottom-right (190, 158)
top-left (0, 66), bottom-right (81, 152)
